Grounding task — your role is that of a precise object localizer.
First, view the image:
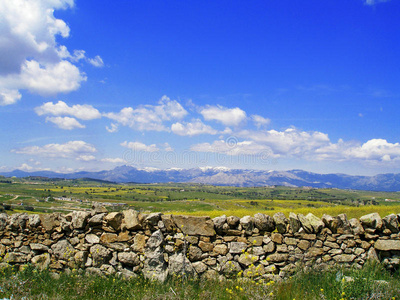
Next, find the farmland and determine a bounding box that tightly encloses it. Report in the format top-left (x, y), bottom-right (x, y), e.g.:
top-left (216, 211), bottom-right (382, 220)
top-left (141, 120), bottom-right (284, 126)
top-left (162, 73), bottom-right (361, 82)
top-left (1, 176), bottom-right (400, 218)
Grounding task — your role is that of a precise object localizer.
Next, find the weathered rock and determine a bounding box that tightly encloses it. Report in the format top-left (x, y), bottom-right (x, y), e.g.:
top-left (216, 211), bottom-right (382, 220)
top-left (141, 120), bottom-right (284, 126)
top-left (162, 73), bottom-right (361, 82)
top-left (374, 239), bottom-right (400, 251)
top-left (333, 254), bottom-right (356, 263)
top-left (240, 216), bottom-right (254, 232)
top-left (289, 212), bottom-right (301, 233)
top-left (118, 252), bottom-right (140, 266)
top-left (213, 215), bottom-right (227, 233)
top-left (238, 253), bottom-right (259, 266)
top-left (31, 253), bottom-right (50, 270)
top-left (28, 214), bottom-right (41, 228)
top-left (104, 212), bottom-right (123, 231)
top-left (383, 214), bottom-right (399, 233)
top-left (85, 233), bottom-right (100, 244)
top-left (266, 253), bottom-right (289, 262)
top-left (273, 212), bottom-right (288, 234)
top-left (306, 213), bottom-right (324, 234)
top-left (254, 213), bottom-right (275, 232)
top-left (213, 244), bottom-right (228, 255)
top-left (168, 253), bottom-right (194, 277)
top-left (188, 245), bottom-right (203, 261)
top-left (9, 213), bottom-right (29, 231)
top-left (305, 247), bottom-right (324, 258)
top-left (143, 247), bottom-right (168, 282)
top-left (71, 211), bottom-right (91, 229)
top-left (192, 261), bottom-right (207, 274)
top-left (91, 203), bottom-right (108, 214)
top-left (90, 244), bottom-right (111, 267)
top-left (322, 214), bottom-right (339, 233)
top-left (160, 214), bottom-right (176, 231)
top-left (40, 213), bottom-right (60, 232)
top-left (298, 240), bottom-right (311, 251)
top-left (88, 213), bottom-right (106, 226)
top-left (349, 218), bottom-right (365, 235)
top-left (297, 213), bottom-right (313, 233)
top-left (51, 240), bottom-right (74, 259)
top-left (229, 242), bottom-right (247, 254)
top-left (271, 233), bottom-right (283, 244)
top-left (263, 241), bottom-right (275, 253)
top-left (4, 252), bottom-right (27, 263)
top-left (172, 215), bottom-right (215, 236)
top-left (100, 233), bottom-right (118, 244)
top-left (227, 216), bottom-right (240, 228)
top-left (146, 230), bottom-right (163, 251)
top-left (74, 251), bottom-right (87, 267)
top-left (337, 214), bottom-right (351, 233)
top-left (360, 213), bottom-right (383, 230)
top-left (249, 236), bottom-right (263, 246)
top-left (132, 234), bottom-right (146, 253)
top-left (198, 241), bottom-right (213, 252)
top-left (30, 243), bottom-right (49, 252)
top-left (221, 260), bottom-right (242, 275)
top-left (145, 213), bottom-right (162, 226)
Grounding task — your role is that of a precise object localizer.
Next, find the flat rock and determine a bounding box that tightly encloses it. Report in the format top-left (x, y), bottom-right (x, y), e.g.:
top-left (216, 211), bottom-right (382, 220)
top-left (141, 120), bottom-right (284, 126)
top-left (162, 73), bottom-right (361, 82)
top-left (375, 239), bottom-right (400, 251)
top-left (360, 213), bottom-right (382, 230)
top-left (172, 215), bottom-right (215, 236)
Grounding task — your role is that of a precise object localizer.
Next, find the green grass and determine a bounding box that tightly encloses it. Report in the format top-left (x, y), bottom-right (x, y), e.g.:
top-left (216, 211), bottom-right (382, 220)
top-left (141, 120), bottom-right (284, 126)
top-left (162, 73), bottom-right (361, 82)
top-left (0, 262), bottom-right (398, 299)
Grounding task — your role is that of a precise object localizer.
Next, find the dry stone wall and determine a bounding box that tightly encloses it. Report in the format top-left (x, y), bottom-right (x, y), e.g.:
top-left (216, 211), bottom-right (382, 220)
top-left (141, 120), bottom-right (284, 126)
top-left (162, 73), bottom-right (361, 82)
top-left (0, 205), bottom-right (399, 282)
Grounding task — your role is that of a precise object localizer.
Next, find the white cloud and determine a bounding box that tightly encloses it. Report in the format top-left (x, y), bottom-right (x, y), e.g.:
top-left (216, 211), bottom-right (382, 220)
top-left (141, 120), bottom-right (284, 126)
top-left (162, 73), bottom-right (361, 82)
top-left (343, 139), bottom-right (400, 162)
top-left (0, 0), bottom-right (100, 103)
top-left (106, 123), bottom-right (119, 133)
top-left (45, 116), bottom-right (85, 130)
top-left (35, 100), bottom-right (101, 120)
top-left (76, 155), bottom-right (96, 162)
top-left (12, 140), bottom-right (97, 160)
top-left (171, 119), bottom-right (218, 136)
top-left (121, 141), bottom-right (160, 152)
top-left (364, 0), bottom-right (390, 5)
top-left (101, 158), bottom-right (127, 164)
top-left (251, 115), bottom-right (270, 128)
top-left (104, 95), bottom-right (188, 132)
top-left (0, 88), bottom-right (21, 106)
top-left (88, 55), bottom-right (104, 67)
top-left (162, 142), bottom-right (174, 152)
top-left (200, 105), bottom-right (247, 126)
top-left (191, 139), bottom-right (274, 156)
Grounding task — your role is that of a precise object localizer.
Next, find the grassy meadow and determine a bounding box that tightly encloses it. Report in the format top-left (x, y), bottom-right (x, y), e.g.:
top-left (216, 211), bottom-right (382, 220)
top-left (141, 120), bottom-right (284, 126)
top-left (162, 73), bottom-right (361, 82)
top-left (0, 177), bottom-right (400, 218)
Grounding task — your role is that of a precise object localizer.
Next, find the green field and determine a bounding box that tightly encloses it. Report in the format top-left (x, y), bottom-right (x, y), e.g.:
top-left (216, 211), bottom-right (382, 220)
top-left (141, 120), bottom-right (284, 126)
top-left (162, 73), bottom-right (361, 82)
top-left (0, 176), bottom-right (400, 218)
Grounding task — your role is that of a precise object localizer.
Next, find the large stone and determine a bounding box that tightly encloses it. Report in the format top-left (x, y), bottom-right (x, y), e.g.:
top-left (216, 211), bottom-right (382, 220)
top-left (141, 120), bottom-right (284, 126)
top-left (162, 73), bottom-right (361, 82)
top-left (266, 253), bottom-right (289, 262)
top-left (118, 252), bottom-right (140, 266)
top-left (51, 240), bottom-right (75, 259)
top-left (375, 239), bottom-right (400, 251)
top-left (192, 261), bottom-right (208, 274)
top-left (333, 254), bottom-right (356, 263)
top-left (254, 213), bottom-right (275, 232)
top-left (240, 216), bottom-right (254, 232)
top-left (305, 247), bottom-right (324, 258)
top-left (213, 244), bottom-right (228, 255)
top-left (88, 213), bottom-right (106, 226)
top-left (104, 212), bottom-right (123, 231)
top-left (289, 212), bottom-right (301, 233)
top-left (227, 216), bottom-right (240, 228)
top-left (4, 252), bottom-right (27, 263)
top-left (336, 214), bottom-right (352, 233)
top-left (297, 214), bottom-right (313, 233)
top-left (143, 247), bottom-right (168, 282)
top-left (9, 213), bottom-right (29, 231)
top-left (91, 203), bottom-right (108, 214)
top-left (146, 230), bottom-right (163, 251)
top-left (273, 212), bottom-right (288, 234)
top-left (0, 214), bottom-right (7, 230)
top-left (360, 213), bottom-right (383, 230)
top-left (221, 260), bottom-right (242, 275)
top-left (306, 213), bottom-right (324, 234)
top-left (161, 214), bottom-right (176, 231)
top-left (71, 211), bottom-right (91, 229)
top-left (238, 253), bottom-right (259, 266)
top-left (31, 253), bottom-right (50, 270)
top-left (74, 251), bottom-right (87, 267)
top-left (28, 214), bottom-right (41, 228)
top-left (172, 215), bottom-right (215, 236)
top-left (85, 234), bottom-right (100, 244)
top-left (100, 233), bottom-right (118, 244)
top-left (383, 214), bottom-right (399, 233)
top-left (188, 245), bottom-right (203, 261)
top-left (132, 234), bottom-right (146, 253)
top-left (168, 253), bottom-right (194, 277)
top-left (322, 214), bottom-right (339, 233)
top-left (349, 218), bottom-right (365, 235)
top-left (30, 243), bottom-right (49, 252)
top-left (229, 242), bottom-right (247, 254)
top-left (145, 213), bottom-right (162, 226)
top-left (40, 213), bottom-right (60, 232)
top-left (212, 215), bottom-right (227, 233)
top-left (90, 244), bottom-right (111, 267)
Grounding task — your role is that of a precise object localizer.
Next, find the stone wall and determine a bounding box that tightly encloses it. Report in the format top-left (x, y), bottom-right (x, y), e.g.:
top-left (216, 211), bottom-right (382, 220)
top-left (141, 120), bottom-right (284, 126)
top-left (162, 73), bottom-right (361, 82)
top-left (0, 205), bottom-right (399, 281)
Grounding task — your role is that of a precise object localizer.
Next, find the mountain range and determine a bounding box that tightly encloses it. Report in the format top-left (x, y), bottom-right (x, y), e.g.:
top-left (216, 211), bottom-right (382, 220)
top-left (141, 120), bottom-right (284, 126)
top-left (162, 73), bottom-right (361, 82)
top-left (1, 166), bottom-right (400, 192)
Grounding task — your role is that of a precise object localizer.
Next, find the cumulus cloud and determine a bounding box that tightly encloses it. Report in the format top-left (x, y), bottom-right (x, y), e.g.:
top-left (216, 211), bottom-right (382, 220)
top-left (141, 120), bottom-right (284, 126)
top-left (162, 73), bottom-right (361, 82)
top-left (0, 0), bottom-right (101, 104)
top-left (104, 95), bottom-right (188, 132)
top-left (101, 158), bottom-right (127, 163)
top-left (121, 141), bottom-right (160, 152)
top-left (45, 116), bottom-right (85, 130)
top-left (251, 115), bottom-right (270, 128)
top-left (200, 105), bottom-right (247, 126)
top-left (171, 119), bottom-right (218, 136)
top-left (35, 100), bottom-right (101, 120)
top-left (191, 139), bottom-right (274, 156)
top-left (88, 55), bottom-right (104, 67)
top-left (106, 123), bottom-right (119, 133)
top-left (12, 140), bottom-right (97, 160)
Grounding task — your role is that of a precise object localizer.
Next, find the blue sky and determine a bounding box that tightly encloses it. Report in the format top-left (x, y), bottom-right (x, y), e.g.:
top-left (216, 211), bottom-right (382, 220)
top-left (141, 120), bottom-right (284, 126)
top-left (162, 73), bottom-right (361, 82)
top-left (1, 0), bottom-right (400, 175)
